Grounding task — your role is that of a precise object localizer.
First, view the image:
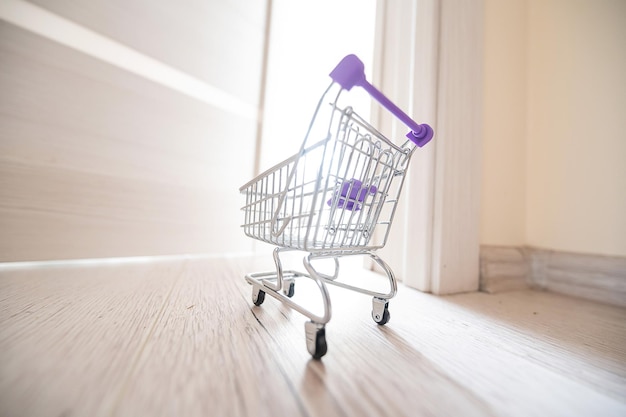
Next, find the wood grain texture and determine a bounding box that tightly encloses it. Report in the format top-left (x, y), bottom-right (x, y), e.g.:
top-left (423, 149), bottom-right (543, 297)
top-left (0, 21), bottom-right (256, 261)
top-left (480, 245), bottom-right (626, 308)
top-left (1, 256), bottom-right (625, 417)
top-left (390, 288), bottom-right (626, 416)
top-left (0, 260), bottom-right (184, 417)
top-left (27, 0), bottom-right (267, 103)
top-left (480, 245), bottom-right (530, 293)
top-left (528, 247), bottom-right (626, 308)
top-left (113, 258), bottom-right (307, 417)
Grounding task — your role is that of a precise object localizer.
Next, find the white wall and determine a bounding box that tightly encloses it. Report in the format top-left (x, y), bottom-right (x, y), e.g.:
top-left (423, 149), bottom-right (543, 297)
top-left (481, 0), bottom-right (527, 247)
top-left (526, 0), bottom-right (626, 257)
top-left (481, 0), bottom-right (626, 257)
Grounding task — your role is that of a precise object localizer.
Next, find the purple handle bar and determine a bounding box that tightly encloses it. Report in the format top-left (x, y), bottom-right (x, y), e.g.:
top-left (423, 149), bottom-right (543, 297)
top-left (329, 54), bottom-right (434, 147)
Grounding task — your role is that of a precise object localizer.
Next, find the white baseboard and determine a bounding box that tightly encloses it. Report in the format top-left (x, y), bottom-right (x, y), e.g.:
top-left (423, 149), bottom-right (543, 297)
top-left (480, 245), bottom-right (626, 308)
top-left (480, 246), bottom-right (530, 293)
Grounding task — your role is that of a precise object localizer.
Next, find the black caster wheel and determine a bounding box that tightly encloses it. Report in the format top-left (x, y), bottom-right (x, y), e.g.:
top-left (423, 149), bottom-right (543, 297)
top-left (372, 298), bottom-right (390, 325)
top-left (305, 322), bottom-right (328, 359)
top-left (311, 328), bottom-right (327, 359)
top-left (284, 281), bottom-right (295, 298)
top-left (252, 288), bottom-right (265, 306)
top-left (373, 307), bottom-right (390, 325)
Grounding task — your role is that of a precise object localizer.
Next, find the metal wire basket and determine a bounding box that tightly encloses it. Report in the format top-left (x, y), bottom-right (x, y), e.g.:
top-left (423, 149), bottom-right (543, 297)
top-left (240, 55), bottom-right (434, 359)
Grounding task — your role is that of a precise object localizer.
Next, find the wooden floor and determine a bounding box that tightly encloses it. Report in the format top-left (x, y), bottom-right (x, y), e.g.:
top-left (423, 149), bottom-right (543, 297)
top-left (0, 255), bottom-right (625, 417)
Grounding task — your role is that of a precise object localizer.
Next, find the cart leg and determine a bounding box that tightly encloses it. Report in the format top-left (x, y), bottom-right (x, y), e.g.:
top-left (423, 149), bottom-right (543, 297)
top-left (369, 252), bottom-right (398, 301)
top-left (305, 321), bottom-right (327, 359)
top-left (244, 252), bottom-right (332, 324)
top-left (368, 253), bottom-right (395, 325)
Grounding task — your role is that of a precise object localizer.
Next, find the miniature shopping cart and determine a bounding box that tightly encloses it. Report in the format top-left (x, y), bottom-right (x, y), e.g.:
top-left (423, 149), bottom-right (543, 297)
top-left (239, 54), bottom-right (434, 359)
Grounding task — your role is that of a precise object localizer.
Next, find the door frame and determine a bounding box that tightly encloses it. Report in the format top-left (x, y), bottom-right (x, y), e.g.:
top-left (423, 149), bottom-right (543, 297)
top-left (372, 0), bottom-right (484, 294)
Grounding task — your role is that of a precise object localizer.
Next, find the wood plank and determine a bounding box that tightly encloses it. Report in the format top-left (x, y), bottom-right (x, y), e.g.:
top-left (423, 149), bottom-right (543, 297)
top-left (0, 259), bottom-right (183, 417)
top-left (235, 252), bottom-right (626, 416)
top-left (27, 0), bottom-right (267, 102)
top-left (444, 290), bottom-right (626, 398)
top-left (389, 288), bottom-right (626, 416)
top-left (230, 256), bottom-right (495, 417)
top-left (112, 255), bottom-right (493, 417)
top-left (111, 257), bottom-right (306, 417)
top-left (2, 256), bottom-right (625, 416)
top-left (0, 21), bottom-right (255, 260)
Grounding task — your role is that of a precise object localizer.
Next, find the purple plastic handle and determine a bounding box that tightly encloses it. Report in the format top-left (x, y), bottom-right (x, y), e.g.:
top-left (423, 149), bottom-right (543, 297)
top-left (329, 54), bottom-right (434, 147)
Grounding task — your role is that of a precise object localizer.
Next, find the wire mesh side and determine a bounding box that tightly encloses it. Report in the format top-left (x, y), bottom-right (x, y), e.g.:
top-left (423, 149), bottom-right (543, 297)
top-left (241, 155), bottom-right (295, 245)
top-left (240, 141), bottom-right (325, 248)
top-left (303, 107), bottom-right (412, 252)
top-left (241, 104), bottom-right (415, 254)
